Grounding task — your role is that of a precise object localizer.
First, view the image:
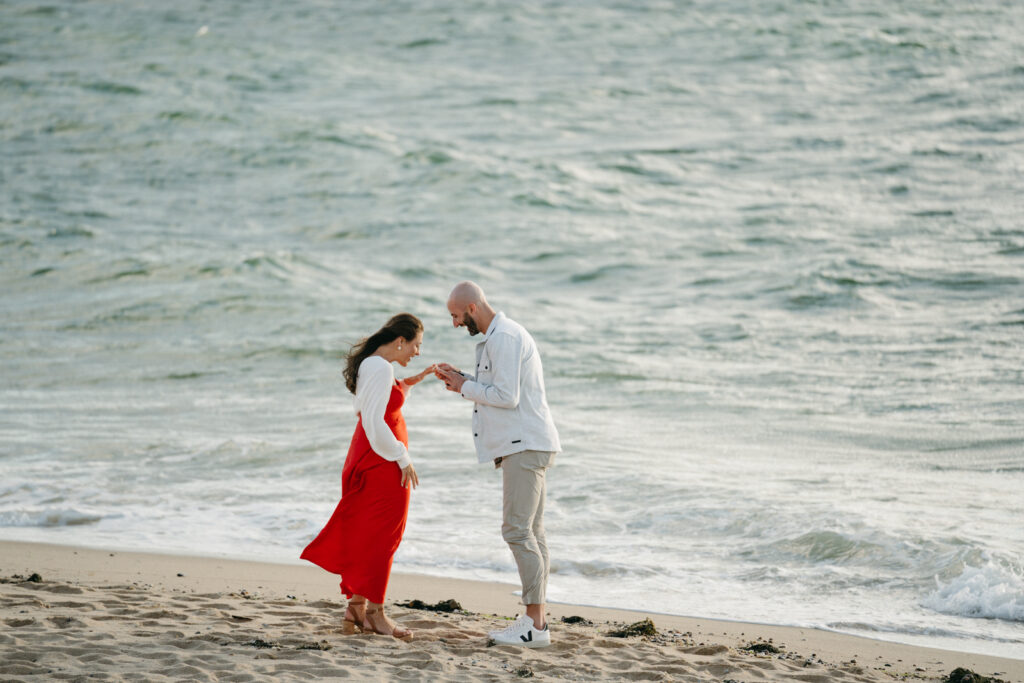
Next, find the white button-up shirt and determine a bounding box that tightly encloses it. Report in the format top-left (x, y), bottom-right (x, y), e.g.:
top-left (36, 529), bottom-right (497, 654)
top-left (459, 312), bottom-right (561, 463)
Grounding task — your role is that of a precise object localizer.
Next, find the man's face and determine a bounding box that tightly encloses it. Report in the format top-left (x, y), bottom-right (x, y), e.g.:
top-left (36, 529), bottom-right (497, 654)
top-left (448, 301), bottom-right (480, 336)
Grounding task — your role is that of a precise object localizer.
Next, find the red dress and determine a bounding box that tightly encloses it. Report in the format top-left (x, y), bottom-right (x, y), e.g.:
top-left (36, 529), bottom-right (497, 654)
top-left (301, 381), bottom-right (411, 603)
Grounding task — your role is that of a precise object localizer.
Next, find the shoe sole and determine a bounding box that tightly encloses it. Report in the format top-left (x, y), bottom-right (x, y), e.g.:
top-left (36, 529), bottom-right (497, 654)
top-left (491, 639), bottom-right (551, 649)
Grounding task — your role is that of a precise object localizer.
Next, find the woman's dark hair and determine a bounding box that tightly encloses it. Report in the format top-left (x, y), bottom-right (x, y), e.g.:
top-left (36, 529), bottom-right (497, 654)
top-left (343, 313), bottom-right (423, 394)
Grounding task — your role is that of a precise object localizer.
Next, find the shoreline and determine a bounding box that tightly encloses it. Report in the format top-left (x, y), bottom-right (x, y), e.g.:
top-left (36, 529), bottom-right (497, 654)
top-left (2, 539), bottom-right (1021, 681)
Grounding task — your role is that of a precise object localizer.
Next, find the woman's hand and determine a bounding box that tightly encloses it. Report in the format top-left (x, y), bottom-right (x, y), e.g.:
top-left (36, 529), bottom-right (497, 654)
top-left (400, 463), bottom-right (419, 490)
top-left (402, 364), bottom-right (437, 387)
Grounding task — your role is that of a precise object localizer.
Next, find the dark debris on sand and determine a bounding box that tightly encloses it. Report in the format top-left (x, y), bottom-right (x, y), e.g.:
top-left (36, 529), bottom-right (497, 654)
top-left (945, 668), bottom-right (1008, 683)
top-left (608, 618), bottom-right (658, 638)
top-left (242, 638), bottom-right (334, 652)
top-left (2, 572), bottom-right (44, 584)
top-left (741, 641), bottom-right (781, 654)
top-left (396, 598), bottom-right (465, 613)
top-left (245, 638), bottom-right (277, 649)
top-left (560, 615), bottom-right (593, 625)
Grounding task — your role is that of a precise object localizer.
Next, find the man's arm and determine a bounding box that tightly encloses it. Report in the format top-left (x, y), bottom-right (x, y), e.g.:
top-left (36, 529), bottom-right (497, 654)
top-left (458, 333), bottom-right (522, 409)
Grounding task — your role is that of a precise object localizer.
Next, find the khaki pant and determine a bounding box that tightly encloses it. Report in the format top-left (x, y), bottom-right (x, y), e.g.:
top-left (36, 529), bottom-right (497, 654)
top-left (497, 450), bottom-right (555, 605)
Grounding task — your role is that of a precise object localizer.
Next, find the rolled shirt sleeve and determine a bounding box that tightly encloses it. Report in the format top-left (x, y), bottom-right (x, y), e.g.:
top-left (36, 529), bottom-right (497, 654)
top-left (459, 331), bottom-right (521, 409)
top-left (356, 357), bottom-right (412, 469)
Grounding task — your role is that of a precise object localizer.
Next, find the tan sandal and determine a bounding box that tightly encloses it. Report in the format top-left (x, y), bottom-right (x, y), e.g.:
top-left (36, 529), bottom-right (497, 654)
top-left (342, 598), bottom-right (367, 635)
top-left (363, 605), bottom-right (413, 642)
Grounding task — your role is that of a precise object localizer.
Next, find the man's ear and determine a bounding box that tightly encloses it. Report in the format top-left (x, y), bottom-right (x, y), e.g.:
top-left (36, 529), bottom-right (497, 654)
top-left (466, 303), bottom-right (476, 316)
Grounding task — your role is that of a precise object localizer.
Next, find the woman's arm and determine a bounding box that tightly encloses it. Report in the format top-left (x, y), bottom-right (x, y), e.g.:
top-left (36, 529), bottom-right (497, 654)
top-left (400, 364), bottom-right (437, 389)
top-left (357, 359), bottom-right (412, 469)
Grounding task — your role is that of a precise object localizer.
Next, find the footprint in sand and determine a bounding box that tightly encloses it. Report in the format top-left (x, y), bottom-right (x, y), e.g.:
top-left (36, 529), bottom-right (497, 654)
top-left (46, 615), bottom-right (81, 629)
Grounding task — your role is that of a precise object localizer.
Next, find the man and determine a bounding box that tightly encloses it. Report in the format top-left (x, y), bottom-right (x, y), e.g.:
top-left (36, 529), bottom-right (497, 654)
top-left (435, 281), bottom-right (560, 648)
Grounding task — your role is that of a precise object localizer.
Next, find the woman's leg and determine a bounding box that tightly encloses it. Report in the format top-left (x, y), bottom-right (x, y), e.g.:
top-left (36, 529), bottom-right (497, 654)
top-left (342, 594), bottom-right (367, 634)
top-left (345, 464), bottom-right (412, 605)
top-left (363, 601), bottom-right (413, 640)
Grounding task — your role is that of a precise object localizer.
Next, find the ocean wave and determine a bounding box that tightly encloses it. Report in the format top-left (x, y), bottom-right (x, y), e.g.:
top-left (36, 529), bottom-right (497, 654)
top-left (0, 508), bottom-right (106, 528)
top-left (568, 263), bottom-right (636, 284)
top-left (826, 620), bottom-right (1024, 644)
top-left (922, 562), bottom-right (1024, 622)
top-left (550, 558), bottom-right (658, 580)
top-left (767, 531), bottom-right (892, 565)
top-left (81, 81), bottom-right (143, 96)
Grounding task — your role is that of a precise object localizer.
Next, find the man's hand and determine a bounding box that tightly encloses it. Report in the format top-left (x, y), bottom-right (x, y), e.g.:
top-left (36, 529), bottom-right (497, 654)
top-left (434, 363), bottom-right (461, 377)
top-left (400, 464), bottom-right (419, 489)
top-left (403, 364), bottom-right (437, 387)
top-left (435, 365), bottom-right (467, 393)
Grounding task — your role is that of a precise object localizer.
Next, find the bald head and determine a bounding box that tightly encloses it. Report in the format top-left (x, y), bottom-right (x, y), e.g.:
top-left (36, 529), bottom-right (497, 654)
top-left (448, 280), bottom-right (487, 308)
top-left (447, 281), bottom-right (495, 336)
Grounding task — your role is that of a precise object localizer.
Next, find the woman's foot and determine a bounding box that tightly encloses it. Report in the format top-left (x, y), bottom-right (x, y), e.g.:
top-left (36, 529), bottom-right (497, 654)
top-left (363, 604), bottom-right (413, 641)
top-left (342, 598), bottom-right (367, 635)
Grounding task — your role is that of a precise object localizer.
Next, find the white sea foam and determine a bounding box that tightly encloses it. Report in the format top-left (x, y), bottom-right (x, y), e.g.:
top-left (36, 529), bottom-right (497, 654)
top-left (923, 562), bottom-right (1024, 622)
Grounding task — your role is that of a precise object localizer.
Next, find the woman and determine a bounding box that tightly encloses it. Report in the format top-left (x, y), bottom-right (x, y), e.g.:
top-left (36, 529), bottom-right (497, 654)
top-left (301, 313), bottom-right (434, 641)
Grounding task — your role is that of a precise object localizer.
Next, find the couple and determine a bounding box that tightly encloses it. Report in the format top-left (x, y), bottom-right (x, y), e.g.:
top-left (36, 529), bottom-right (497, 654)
top-left (300, 281), bottom-right (560, 648)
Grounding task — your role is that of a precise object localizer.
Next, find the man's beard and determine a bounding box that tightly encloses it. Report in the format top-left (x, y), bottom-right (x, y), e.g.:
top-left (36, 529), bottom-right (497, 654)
top-left (463, 312), bottom-right (480, 336)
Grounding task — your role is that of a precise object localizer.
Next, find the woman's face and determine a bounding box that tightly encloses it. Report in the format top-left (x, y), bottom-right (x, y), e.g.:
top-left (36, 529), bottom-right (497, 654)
top-left (396, 331), bottom-right (423, 367)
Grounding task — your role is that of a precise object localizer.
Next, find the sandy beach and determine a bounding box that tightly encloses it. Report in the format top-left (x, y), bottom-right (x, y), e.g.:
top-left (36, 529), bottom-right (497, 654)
top-left (0, 540), bottom-right (1019, 682)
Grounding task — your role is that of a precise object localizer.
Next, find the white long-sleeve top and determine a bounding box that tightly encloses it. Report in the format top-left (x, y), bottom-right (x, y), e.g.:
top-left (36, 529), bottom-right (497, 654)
top-left (459, 312), bottom-right (561, 463)
top-left (354, 355), bottom-right (411, 470)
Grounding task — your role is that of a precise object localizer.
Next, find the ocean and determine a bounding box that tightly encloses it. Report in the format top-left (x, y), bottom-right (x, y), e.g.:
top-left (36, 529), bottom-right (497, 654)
top-left (1, 0), bottom-right (1022, 659)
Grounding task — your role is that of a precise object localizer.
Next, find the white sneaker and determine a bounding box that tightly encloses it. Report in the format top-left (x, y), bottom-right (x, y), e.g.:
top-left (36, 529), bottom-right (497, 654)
top-left (487, 614), bottom-right (520, 639)
top-left (488, 615), bottom-right (550, 648)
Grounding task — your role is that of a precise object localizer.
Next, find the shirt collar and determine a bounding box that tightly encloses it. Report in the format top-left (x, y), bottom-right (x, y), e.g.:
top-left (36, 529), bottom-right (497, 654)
top-left (483, 311), bottom-right (506, 341)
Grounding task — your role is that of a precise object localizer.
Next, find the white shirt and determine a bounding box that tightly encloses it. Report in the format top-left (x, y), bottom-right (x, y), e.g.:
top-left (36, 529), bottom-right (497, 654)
top-left (459, 312), bottom-right (561, 463)
top-left (354, 356), bottom-right (411, 470)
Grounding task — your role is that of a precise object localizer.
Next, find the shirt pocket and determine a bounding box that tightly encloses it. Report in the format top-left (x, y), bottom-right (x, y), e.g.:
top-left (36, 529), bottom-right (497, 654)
top-left (475, 349), bottom-right (494, 384)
